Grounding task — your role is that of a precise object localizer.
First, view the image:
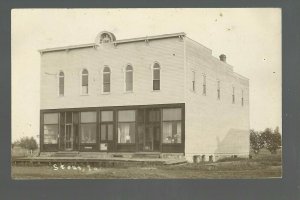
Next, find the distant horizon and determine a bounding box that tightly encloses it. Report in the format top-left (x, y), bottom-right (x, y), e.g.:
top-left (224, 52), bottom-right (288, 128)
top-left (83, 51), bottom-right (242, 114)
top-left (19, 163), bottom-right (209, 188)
top-left (11, 8), bottom-right (281, 141)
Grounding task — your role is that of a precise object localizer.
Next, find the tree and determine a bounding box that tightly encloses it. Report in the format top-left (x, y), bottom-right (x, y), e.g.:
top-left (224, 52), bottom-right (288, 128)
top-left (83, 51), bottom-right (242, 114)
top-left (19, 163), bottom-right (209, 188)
top-left (261, 127), bottom-right (281, 154)
top-left (16, 137), bottom-right (38, 154)
top-left (250, 129), bottom-right (264, 154)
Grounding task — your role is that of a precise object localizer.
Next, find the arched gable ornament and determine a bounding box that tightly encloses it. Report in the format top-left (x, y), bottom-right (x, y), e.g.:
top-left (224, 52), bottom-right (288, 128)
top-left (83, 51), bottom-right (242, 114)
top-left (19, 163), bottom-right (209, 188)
top-left (95, 31), bottom-right (116, 45)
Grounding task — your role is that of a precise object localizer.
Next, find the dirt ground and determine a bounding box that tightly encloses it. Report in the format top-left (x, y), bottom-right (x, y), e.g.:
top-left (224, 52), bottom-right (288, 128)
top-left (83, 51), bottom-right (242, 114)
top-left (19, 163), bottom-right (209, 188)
top-left (11, 152), bottom-right (282, 179)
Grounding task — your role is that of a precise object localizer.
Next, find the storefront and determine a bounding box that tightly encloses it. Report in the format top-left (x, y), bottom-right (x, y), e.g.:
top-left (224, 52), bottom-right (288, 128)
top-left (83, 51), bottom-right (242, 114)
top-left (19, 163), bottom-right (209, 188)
top-left (40, 103), bottom-right (185, 153)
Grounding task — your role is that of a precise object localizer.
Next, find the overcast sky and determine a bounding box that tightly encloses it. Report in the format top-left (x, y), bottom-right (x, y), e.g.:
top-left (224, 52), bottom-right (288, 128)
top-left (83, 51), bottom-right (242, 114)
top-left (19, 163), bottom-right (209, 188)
top-left (11, 8), bottom-right (281, 142)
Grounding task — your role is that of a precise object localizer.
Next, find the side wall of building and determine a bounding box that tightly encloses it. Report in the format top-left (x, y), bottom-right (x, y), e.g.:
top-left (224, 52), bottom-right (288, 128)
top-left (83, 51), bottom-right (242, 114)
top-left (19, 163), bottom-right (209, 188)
top-left (184, 38), bottom-right (250, 162)
top-left (40, 37), bottom-right (185, 109)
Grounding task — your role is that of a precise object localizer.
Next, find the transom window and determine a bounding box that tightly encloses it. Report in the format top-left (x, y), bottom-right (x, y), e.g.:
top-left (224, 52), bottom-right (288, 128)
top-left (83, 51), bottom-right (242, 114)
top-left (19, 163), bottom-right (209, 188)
top-left (125, 65), bottom-right (133, 92)
top-left (81, 69), bottom-right (88, 95)
top-left (153, 63), bottom-right (160, 91)
top-left (103, 66), bottom-right (111, 93)
top-left (59, 71), bottom-right (64, 96)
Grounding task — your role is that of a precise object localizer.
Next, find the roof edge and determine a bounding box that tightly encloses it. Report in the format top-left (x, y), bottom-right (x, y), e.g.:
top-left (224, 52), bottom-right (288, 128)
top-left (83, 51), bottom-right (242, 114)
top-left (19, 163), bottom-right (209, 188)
top-left (39, 32), bottom-right (186, 53)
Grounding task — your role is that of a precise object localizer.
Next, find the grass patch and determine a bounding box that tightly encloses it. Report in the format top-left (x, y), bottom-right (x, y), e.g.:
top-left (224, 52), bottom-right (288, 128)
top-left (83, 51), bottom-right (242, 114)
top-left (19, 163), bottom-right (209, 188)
top-left (11, 152), bottom-right (282, 179)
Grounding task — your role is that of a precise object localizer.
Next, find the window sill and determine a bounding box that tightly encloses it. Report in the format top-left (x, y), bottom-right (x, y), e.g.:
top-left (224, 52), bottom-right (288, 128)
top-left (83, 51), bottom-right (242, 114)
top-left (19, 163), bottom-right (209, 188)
top-left (151, 90), bottom-right (161, 92)
top-left (101, 92), bottom-right (111, 95)
top-left (80, 94), bottom-right (89, 96)
top-left (123, 91), bottom-right (134, 94)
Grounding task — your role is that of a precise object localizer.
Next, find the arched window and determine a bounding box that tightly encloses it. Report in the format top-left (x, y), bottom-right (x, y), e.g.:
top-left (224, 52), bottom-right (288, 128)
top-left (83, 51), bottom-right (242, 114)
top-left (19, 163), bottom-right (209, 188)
top-left (81, 69), bottom-right (88, 95)
top-left (58, 71), bottom-right (64, 96)
top-left (153, 63), bottom-right (160, 90)
top-left (125, 65), bottom-right (133, 92)
top-left (103, 67), bottom-right (111, 93)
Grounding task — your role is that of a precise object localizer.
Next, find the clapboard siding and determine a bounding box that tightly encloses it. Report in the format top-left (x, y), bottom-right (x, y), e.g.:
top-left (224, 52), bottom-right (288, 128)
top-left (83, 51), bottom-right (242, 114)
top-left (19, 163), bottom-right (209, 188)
top-left (40, 37), bottom-right (185, 109)
top-left (184, 37), bottom-right (250, 161)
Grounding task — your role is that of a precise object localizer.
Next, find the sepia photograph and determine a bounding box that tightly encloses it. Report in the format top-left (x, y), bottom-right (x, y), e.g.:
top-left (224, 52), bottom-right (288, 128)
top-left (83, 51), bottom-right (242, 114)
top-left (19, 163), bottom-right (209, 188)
top-left (11, 8), bottom-right (282, 179)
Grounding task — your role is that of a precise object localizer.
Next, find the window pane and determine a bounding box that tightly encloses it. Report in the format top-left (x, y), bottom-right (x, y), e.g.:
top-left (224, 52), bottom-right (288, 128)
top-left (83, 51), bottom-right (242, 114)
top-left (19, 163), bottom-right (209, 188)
top-left (80, 112), bottom-right (96, 123)
top-left (153, 63), bottom-right (160, 69)
top-left (103, 73), bottom-right (110, 83)
top-left (101, 111), bottom-right (113, 122)
top-left (137, 109), bottom-right (144, 122)
top-left (82, 75), bottom-right (88, 86)
top-left (59, 77), bottom-right (64, 95)
top-left (126, 65), bottom-right (133, 71)
top-left (108, 124), bottom-right (113, 140)
top-left (103, 67), bottom-right (110, 73)
top-left (82, 86), bottom-right (88, 94)
top-left (118, 122), bottom-right (135, 143)
top-left (80, 124), bottom-right (96, 143)
top-left (66, 112), bottom-right (72, 124)
top-left (163, 108), bottom-right (181, 121)
top-left (126, 80), bottom-right (133, 91)
top-left (73, 112), bottom-right (79, 124)
top-left (101, 124), bottom-right (106, 141)
top-left (44, 113), bottom-right (59, 124)
top-left (103, 83), bottom-right (110, 92)
top-left (126, 71), bottom-right (133, 91)
top-left (148, 110), bottom-right (160, 122)
top-left (153, 69), bottom-right (160, 80)
top-left (153, 80), bottom-right (160, 90)
top-left (162, 122), bottom-right (181, 143)
top-left (82, 69), bottom-right (88, 75)
top-left (60, 112), bottom-right (65, 125)
top-left (44, 125), bottom-right (58, 144)
top-left (118, 110), bottom-right (135, 122)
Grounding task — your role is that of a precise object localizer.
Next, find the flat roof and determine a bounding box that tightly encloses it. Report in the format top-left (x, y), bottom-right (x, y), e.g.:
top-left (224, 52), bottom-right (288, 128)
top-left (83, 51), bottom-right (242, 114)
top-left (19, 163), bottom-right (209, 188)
top-left (39, 32), bottom-right (186, 53)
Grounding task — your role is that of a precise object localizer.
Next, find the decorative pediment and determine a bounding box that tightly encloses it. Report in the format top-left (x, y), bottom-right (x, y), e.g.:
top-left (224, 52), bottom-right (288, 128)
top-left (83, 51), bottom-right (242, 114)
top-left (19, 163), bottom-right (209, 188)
top-left (95, 31), bottom-right (116, 44)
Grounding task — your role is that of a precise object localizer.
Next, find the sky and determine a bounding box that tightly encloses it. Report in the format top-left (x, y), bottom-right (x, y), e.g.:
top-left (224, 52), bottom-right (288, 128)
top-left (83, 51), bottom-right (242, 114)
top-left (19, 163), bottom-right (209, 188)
top-left (11, 8), bottom-right (281, 142)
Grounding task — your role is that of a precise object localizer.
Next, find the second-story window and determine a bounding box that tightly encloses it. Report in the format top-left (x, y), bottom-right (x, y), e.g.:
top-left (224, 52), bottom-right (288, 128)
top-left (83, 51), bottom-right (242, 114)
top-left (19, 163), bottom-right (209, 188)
top-left (153, 63), bottom-right (160, 91)
top-left (232, 87), bottom-right (235, 104)
top-left (103, 66), bottom-right (111, 93)
top-left (192, 71), bottom-right (196, 92)
top-left (59, 71), bottom-right (64, 96)
top-left (81, 69), bottom-right (88, 95)
top-left (125, 65), bottom-right (133, 92)
top-left (217, 80), bottom-right (221, 100)
top-left (241, 90), bottom-right (244, 106)
top-left (202, 74), bottom-right (206, 95)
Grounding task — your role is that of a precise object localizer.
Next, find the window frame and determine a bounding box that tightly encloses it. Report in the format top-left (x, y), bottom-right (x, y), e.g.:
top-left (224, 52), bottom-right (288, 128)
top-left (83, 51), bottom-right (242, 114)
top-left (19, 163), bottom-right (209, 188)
top-left (102, 66), bottom-right (111, 94)
top-left (232, 86), bottom-right (235, 104)
top-left (99, 111), bottom-right (114, 142)
top-left (162, 108), bottom-right (182, 144)
top-left (124, 65), bottom-right (134, 92)
top-left (192, 70), bottom-right (196, 92)
top-left (58, 71), bottom-right (64, 97)
top-left (80, 69), bottom-right (89, 95)
top-left (217, 80), bottom-right (221, 100)
top-left (202, 74), bottom-right (207, 95)
top-left (79, 111), bottom-right (97, 144)
top-left (117, 110), bottom-right (136, 144)
top-left (152, 62), bottom-right (161, 91)
top-left (241, 89), bottom-right (244, 106)
top-left (43, 113), bottom-right (59, 145)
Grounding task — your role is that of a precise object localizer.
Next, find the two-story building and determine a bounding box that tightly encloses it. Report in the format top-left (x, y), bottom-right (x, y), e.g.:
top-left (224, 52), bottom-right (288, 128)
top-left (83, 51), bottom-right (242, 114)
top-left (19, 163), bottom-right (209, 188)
top-left (39, 31), bottom-right (250, 162)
